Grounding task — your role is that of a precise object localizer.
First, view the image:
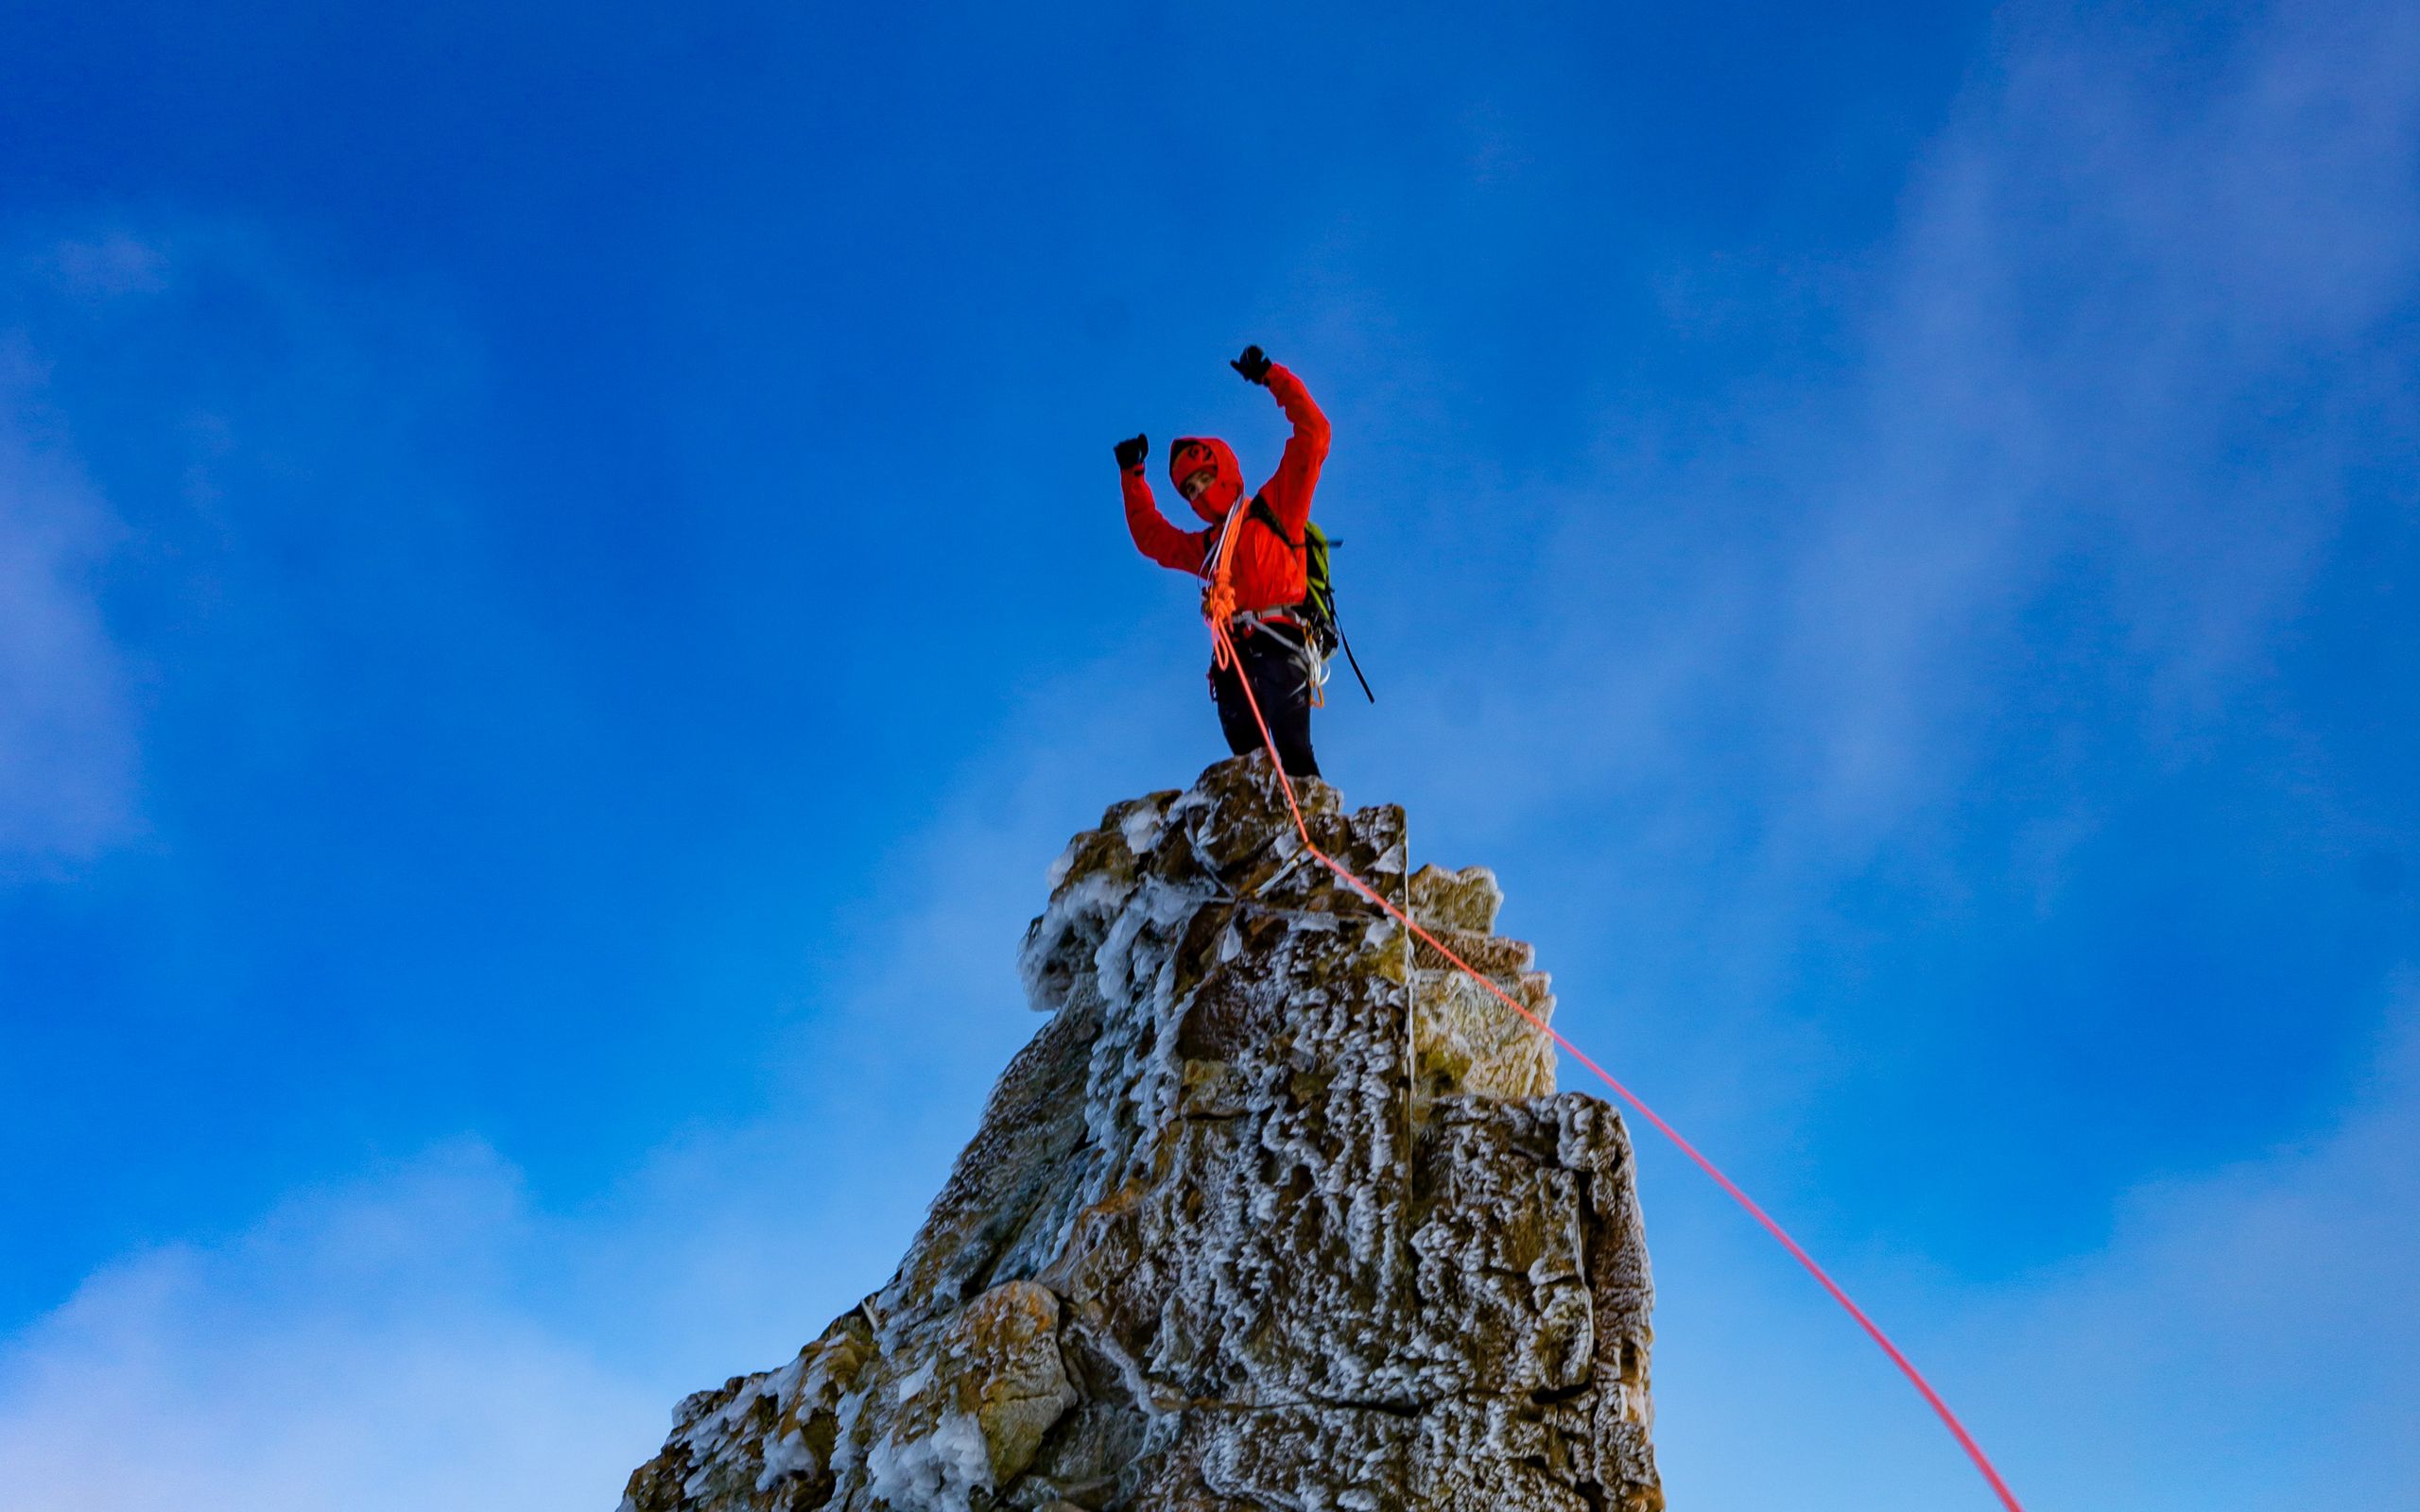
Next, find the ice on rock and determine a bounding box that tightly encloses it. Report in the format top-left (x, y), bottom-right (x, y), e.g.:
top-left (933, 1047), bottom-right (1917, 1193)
top-left (622, 755), bottom-right (1662, 1512)
top-left (863, 1411), bottom-right (994, 1512)
top-left (753, 1431), bottom-right (815, 1495)
top-left (1116, 796), bottom-right (1168, 855)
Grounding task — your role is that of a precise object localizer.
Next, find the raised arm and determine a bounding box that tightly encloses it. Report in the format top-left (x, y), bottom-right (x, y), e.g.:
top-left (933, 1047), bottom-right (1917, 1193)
top-left (1115, 433), bottom-right (1209, 575)
top-left (1233, 348), bottom-right (1329, 534)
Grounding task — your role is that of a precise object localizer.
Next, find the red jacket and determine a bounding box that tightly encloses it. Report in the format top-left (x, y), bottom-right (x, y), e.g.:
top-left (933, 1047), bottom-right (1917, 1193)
top-left (1122, 364), bottom-right (1330, 617)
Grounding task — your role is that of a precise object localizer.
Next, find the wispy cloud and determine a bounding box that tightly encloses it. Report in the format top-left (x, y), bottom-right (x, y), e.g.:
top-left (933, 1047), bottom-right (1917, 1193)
top-left (2, 3), bottom-right (2411, 1508)
top-left (1996, 978), bottom-right (2420, 1505)
top-left (1767, 0), bottom-right (2420, 840)
top-left (0, 640), bottom-right (1188, 1509)
top-left (40, 233), bottom-right (171, 301)
top-left (1350, 0), bottom-right (2420, 1111)
top-left (1645, 976), bottom-right (2420, 1510)
top-left (0, 340), bottom-right (139, 869)
top-left (1338, 4), bottom-right (2420, 1493)
top-left (1702, 0), bottom-right (2420, 861)
top-left (0, 1143), bottom-right (662, 1512)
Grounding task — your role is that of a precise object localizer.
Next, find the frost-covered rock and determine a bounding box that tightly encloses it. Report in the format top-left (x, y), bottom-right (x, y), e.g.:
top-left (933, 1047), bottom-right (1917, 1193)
top-left (623, 755), bottom-right (1661, 1512)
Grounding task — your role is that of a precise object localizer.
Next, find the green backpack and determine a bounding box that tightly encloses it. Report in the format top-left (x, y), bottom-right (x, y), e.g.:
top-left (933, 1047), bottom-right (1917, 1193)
top-left (1243, 495), bottom-right (1374, 702)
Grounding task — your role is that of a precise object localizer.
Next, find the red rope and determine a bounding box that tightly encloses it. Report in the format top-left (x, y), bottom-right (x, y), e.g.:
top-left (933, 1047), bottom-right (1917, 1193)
top-left (1201, 607), bottom-right (2024, 1512)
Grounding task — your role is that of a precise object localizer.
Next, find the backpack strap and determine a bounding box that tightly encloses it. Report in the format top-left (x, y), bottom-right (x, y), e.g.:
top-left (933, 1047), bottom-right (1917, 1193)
top-left (1203, 493), bottom-right (1305, 575)
top-left (1247, 493), bottom-right (1304, 553)
top-left (1218, 495), bottom-right (1374, 704)
top-left (1246, 495), bottom-right (1346, 551)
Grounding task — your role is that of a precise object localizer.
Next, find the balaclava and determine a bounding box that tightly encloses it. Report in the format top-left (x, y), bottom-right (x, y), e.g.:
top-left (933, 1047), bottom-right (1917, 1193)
top-left (1168, 436), bottom-right (1244, 523)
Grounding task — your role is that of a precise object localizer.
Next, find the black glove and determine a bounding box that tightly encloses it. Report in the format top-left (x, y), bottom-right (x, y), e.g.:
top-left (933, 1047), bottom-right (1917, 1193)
top-left (1230, 345), bottom-right (1272, 385)
top-left (1114, 433), bottom-right (1149, 470)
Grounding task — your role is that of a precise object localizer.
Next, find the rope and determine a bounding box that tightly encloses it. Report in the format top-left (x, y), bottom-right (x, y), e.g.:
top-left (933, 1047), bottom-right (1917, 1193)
top-left (1197, 528), bottom-right (2024, 1512)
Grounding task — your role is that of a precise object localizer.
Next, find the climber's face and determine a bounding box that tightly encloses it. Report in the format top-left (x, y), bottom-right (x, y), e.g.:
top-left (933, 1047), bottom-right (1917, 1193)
top-left (1168, 436), bottom-right (1241, 522)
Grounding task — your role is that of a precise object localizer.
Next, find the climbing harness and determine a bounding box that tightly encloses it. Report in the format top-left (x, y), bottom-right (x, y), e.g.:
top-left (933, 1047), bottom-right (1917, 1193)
top-left (1228, 610), bottom-right (1330, 705)
top-left (1202, 495), bottom-right (1374, 706)
top-left (1200, 513), bottom-right (2026, 1512)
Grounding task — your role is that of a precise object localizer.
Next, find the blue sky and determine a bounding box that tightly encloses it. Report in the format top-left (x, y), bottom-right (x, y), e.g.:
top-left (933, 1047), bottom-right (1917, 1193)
top-left (2, 0), bottom-right (2414, 1505)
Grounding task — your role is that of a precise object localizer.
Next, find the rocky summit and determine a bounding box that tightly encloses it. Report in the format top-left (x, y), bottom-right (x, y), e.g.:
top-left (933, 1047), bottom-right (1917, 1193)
top-left (622, 755), bottom-right (1661, 1512)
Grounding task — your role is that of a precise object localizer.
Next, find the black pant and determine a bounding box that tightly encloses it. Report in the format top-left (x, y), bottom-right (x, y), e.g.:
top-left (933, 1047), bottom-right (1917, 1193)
top-left (1211, 627), bottom-right (1321, 779)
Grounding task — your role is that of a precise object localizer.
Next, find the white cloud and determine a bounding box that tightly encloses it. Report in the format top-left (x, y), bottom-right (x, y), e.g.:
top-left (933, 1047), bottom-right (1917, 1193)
top-left (0, 655), bottom-right (1185, 1512)
top-left (39, 233), bottom-right (171, 301)
top-left (1986, 983), bottom-right (2420, 1506)
top-left (1641, 980), bottom-right (2420, 1512)
top-left (4, 5), bottom-right (2412, 1508)
top-left (1764, 0), bottom-right (2419, 852)
top-left (0, 1143), bottom-right (663, 1512)
top-left (0, 213), bottom-right (514, 871)
top-left (1426, 0), bottom-right (2420, 851)
top-left (6, 773), bottom-right (2395, 1512)
top-left (1375, 4), bottom-right (2420, 1499)
top-left (0, 344), bottom-right (140, 869)
top-left (1340, 0), bottom-right (2420, 1140)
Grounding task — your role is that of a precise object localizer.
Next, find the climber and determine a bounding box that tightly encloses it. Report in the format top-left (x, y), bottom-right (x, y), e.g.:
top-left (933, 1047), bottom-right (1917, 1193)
top-left (1116, 345), bottom-right (1331, 780)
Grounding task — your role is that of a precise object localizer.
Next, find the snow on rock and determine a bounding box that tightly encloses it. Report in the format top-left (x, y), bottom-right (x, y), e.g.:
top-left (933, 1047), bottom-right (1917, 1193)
top-left (621, 754), bottom-right (1661, 1511)
top-left (864, 1409), bottom-right (994, 1512)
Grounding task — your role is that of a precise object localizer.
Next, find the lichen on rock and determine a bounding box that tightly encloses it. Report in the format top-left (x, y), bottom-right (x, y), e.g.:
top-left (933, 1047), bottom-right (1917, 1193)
top-left (622, 754), bottom-right (1661, 1511)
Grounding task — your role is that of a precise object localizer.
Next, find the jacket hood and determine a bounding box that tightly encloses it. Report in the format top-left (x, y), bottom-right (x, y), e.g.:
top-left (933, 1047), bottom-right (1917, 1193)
top-left (1168, 436), bottom-right (1243, 523)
